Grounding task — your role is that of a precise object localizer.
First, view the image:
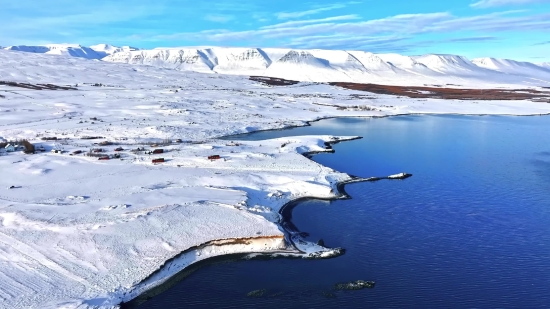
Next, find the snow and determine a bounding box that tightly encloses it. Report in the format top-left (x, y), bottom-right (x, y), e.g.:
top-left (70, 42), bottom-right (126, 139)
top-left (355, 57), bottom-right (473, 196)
top-left (472, 58), bottom-right (550, 80)
top-left (7, 43), bottom-right (550, 87)
top-left (4, 44), bottom-right (106, 60)
top-left (102, 46), bottom-right (550, 87)
top-left (1, 48), bottom-right (550, 308)
top-left (89, 44), bottom-right (139, 56)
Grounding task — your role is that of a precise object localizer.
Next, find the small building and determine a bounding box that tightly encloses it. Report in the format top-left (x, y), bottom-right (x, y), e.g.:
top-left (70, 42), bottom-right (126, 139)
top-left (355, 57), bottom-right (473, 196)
top-left (98, 156), bottom-right (110, 160)
top-left (152, 158), bottom-right (165, 164)
top-left (114, 147), bottom-right (124, 152)
top-left (152, 149), bottom-right (164, 154)
top-left (4, 144), bottom-right (15, 152)
top-left (72, 150), bottom-right (82, 155)
top-left (208, 155), bottom-right (221, 160)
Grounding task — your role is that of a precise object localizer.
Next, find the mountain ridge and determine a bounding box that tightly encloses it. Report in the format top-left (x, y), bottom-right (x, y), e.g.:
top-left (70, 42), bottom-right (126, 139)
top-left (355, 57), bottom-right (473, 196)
top-left (3, 44), bottom-right (550, 87)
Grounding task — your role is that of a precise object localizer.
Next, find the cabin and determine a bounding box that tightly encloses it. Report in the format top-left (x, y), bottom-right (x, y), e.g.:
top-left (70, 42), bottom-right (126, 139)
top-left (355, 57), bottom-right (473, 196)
top-left (92, 148), bottom-right (103, 153)
top-left (152, 158), bottom-right (165, 164)
top-left (114, 147), bottom-right (124, 152)
top-left (208, 155), bottom-right (221, 160)
top-left (38, 146), bottom-right (46, 152)
top-left (152, 149), bottom-right (164, 154)
top-left (4, 144), bottom-right (15, 152)
top-left (51, 149), bottom-right (61, 154)
top-left (98, 156), bottom-right (110, 160)
top-left (72, 150), bottom-right (82, 155)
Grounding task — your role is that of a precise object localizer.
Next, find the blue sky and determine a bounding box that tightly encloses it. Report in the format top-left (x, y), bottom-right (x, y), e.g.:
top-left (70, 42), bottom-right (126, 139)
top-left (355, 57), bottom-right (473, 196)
top-left (2, 0), bottom-right (550, 61)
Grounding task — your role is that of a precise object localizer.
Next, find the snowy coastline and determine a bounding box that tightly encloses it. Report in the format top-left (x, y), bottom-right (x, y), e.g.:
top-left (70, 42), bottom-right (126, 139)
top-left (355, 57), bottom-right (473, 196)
top-left (1, 49), bottom-right (550, 309)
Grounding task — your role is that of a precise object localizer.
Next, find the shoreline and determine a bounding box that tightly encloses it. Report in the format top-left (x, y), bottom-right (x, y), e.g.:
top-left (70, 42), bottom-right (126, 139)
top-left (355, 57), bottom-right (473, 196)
top-left (219, 112), bottom-right (550, 140)
top-left (117, 112), bottom-right (549, 307)
top-left (118, 131), bottom-right (409, 308)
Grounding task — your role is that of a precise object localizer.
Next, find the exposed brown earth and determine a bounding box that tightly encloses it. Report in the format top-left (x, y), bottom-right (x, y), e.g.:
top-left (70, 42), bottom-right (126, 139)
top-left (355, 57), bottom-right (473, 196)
top-left (249, 76), bottom-right (550, 102)
top-left (329, 82), bottom-right (550, 101)
top-left (0, 80), bottom-right (77, 90)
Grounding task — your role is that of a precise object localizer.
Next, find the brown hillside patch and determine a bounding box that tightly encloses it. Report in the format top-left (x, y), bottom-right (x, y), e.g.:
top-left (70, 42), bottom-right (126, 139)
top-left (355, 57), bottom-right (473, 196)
top-left (247, 76), bottom-right (550, 102)
top-left (329, 82), bottom-right (550, 101)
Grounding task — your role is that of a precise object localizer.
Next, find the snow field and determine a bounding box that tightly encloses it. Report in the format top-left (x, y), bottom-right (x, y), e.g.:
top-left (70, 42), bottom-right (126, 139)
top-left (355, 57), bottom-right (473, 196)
top-left (1, 49), bottom-right (550, 308)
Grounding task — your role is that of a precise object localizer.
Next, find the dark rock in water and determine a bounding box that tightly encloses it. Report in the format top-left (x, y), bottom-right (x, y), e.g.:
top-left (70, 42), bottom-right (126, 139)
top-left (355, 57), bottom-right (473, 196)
top-left (334, 280), bottom-right (376, 290)
top-left (247, 289), bottom-right (267, 297)
top-left (317, 239), bottom-right (325, 247)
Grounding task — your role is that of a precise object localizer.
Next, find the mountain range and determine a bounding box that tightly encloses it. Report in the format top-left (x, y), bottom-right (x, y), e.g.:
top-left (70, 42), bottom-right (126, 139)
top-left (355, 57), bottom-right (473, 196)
top-left (2, 43), bottom-right (550, 87)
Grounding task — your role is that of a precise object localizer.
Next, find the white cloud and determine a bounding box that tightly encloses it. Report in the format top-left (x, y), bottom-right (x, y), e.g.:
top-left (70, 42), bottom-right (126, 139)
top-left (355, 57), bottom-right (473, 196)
top-left (470, 0), bottom-right (550, 8)
top-left (143, 9), bottom-right (550, 54)
top-left (260, 15), bottom-right (360, 29)
top-left (275, 4), bottom-right (347, 19)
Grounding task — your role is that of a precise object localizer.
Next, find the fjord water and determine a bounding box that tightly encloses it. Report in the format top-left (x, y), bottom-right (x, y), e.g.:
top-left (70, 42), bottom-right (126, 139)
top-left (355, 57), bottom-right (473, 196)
top-left (140, 115), bottom-right (550, 309)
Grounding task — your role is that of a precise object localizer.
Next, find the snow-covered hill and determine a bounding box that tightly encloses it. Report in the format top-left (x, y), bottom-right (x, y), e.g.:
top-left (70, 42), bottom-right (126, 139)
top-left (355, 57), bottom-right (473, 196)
top-left (2, 43), bottom-right (139, 60)
top-left (3, 44), bottom-right (106, 59)
top-left (472, 57), bottom-right (550, 80)
top-left (103, 47), bottom-right (550, 87)
top-left (3, 43), bottom-right (550, 87)
top-left (89, 43), bottom-right (139, 56)
top-left (1, 48), bottom-right (550, 309)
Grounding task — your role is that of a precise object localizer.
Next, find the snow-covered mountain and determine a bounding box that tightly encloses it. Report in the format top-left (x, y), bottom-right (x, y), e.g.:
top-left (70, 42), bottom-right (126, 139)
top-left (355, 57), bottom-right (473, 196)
top-left (2, 43), bottom-right (139, 60)
top-left (472, 57), bottom-right (550, 79)
top-left (89, 44), bottom-right (139, 56)
top-left (102, 47), bottom-right (550, 86)
top-left (3, 44), bottom-right (106, 59)
top-left (3, 43), bottom-right (550, 87)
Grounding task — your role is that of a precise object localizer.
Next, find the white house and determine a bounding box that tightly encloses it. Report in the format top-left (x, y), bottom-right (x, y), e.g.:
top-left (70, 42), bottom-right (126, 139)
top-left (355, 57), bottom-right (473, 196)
top-left (5, 144), bottom-right (15, 152)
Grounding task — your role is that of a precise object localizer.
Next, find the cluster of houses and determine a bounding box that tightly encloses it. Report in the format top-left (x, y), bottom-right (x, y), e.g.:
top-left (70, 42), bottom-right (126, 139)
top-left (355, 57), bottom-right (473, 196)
top-left (2, 140), bottom-right (226, 166)
top-left (3, 144), bottom-right (18, 152)
top-left (2, 143), bottom-right (40, 154)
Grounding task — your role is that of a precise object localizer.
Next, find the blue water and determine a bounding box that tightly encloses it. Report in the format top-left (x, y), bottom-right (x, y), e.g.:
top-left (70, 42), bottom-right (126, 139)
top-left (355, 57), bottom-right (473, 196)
top-left (137, 115), bottom-right (550, 309)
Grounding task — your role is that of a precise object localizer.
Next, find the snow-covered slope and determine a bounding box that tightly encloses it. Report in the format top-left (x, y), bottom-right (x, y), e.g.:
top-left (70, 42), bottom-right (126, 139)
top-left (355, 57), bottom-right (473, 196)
top-left (103, 47), bottom-right (550, 87)
top-left (3, 44), bottom-right (106, 59)
top-left (413, 54), bottom-right (481, 75)
top-left (105, 48), bottom-right (216, 72)
top-left (1, 49), bottom-right (550, 309)
top-left (473, 58), bottom-right (550, 80)
top-left (6, 44), bottom-right (550, 86)
top-left (2, 44), bottom-right (138, 59)
top-left (89, 43), bottom-right (139, 56)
